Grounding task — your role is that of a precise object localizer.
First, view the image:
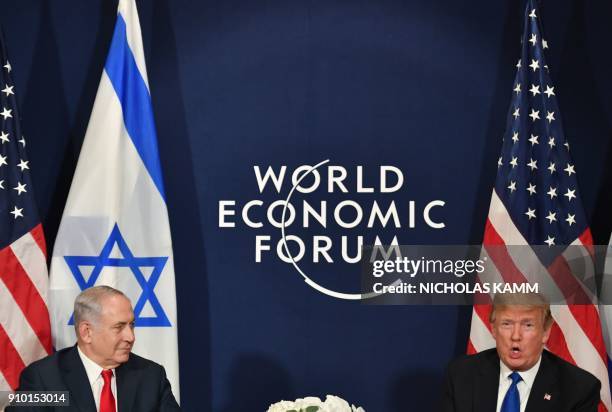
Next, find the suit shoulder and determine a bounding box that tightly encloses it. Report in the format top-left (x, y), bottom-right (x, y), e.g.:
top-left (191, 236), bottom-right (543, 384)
top-left (544, 351), bottom-right (600, 387)
top-left (21, 353), bottom-right (56, 372)
top-left (21, 346), bottom-right (73, 374)
top-left (15, 347), bottom-right (77, 391)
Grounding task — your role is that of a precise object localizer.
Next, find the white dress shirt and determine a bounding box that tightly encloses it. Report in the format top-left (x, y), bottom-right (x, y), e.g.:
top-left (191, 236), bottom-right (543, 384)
top-left (77, 346), bottom-right (118, 412)
top-left (495, 357), bottom-right (541, 412)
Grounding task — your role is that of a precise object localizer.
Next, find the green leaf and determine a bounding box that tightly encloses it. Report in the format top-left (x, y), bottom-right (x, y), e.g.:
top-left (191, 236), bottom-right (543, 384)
top-left (305, 407), bottom-right (320, 412)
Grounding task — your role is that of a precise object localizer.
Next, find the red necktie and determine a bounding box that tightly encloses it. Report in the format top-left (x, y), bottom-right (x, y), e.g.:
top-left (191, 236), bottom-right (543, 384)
top-left (100, 369), bottom-right (116, 412)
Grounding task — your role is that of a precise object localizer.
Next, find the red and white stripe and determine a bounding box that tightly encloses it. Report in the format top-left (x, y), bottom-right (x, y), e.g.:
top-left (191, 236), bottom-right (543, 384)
top-left (468, 190), bottom-right (611, 411)
top-left (0, 223), bottom-right (52, 392)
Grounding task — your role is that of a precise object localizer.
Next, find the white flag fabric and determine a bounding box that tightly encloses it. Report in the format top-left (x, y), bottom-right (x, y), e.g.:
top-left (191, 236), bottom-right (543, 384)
top-left (49, 0), bottom-right (179, 400)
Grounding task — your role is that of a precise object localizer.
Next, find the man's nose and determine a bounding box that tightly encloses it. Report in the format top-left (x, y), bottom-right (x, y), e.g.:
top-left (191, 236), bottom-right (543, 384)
top-left (124, 326), bottom-right (135, 343)
top-left (511, 324), bottom-right (521, 340)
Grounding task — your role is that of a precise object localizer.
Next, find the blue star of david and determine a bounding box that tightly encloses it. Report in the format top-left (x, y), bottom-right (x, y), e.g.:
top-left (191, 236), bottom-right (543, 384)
top-left (64, 224), bottom-right (171, 327)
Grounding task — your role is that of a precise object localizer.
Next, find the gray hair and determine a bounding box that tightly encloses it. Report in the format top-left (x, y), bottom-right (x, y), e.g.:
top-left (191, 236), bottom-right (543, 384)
top-left (73, 285), bottom-right (126, 329)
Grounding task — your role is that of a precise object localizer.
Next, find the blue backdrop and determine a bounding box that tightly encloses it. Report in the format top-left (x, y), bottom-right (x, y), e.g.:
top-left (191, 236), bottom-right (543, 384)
top-left (1, 0), bottom-right (611, 410)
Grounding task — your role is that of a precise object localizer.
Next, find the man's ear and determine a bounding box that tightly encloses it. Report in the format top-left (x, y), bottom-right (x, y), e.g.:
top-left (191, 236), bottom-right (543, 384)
top-left (77, 321), bottom-right (94, 344)
top-left (542, 322), bottom-right (552, 345)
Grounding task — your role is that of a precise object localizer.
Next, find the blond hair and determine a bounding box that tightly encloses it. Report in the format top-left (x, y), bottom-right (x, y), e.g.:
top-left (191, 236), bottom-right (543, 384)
top-left (489, 292), bottom-right (553, 328)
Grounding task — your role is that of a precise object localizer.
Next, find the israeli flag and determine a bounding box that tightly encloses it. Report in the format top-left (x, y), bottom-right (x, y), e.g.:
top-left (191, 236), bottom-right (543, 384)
top-left (49, 0), bottom-right (179, 399)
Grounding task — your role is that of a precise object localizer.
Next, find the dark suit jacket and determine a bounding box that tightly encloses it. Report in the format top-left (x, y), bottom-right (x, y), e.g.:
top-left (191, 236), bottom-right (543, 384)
top-left (7, 345), bottom-right (180, 412)
top-left (441, 348), bottom-right (600, 412)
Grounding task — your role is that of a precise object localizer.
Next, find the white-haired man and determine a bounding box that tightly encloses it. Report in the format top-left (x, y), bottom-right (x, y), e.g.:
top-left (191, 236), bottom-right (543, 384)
top-left (9, 286), bottom-right (179, 412)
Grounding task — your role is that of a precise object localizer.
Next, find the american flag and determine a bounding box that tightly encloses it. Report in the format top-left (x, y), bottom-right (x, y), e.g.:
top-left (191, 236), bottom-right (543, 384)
top-left (0, 29), bottom-right (52, 399)
top-left (467, 0), bottom-right (611, 410)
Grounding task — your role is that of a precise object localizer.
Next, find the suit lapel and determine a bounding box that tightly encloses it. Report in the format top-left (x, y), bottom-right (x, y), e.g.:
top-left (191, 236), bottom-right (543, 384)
top-left (59, 346), bottom-right (97, 412)
top-left (474, 349), bottom-right (500, 412)
top-left (116, 356), bottom-right (141, 412)
top-left (526, 351), bottom-right (558, 412)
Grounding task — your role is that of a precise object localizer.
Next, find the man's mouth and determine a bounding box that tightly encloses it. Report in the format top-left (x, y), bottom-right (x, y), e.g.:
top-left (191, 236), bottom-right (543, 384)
top-left (509, 346), bottom-right (521, 358)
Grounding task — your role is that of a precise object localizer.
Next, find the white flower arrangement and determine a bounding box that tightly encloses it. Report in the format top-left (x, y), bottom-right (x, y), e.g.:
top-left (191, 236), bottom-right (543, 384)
top-left (267, 395), bottom-right (365, 412)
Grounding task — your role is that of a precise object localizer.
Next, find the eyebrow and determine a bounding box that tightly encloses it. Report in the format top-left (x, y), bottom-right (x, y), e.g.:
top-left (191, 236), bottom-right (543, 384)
top-left (500, 318), bottom-right (537, 323)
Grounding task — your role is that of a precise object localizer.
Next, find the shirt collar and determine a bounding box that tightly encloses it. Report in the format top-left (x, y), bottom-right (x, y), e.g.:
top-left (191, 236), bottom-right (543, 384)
top-left (77, 345), bottom-right (114, 386)
top-left (499, 355), bottom-right (542, 390)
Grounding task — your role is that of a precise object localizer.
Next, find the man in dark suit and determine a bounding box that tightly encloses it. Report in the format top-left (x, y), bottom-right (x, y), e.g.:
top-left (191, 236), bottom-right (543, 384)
top-left (7, 286), bottom-right (180, 412)
top-left (441, 293), bottom-right (601, 412)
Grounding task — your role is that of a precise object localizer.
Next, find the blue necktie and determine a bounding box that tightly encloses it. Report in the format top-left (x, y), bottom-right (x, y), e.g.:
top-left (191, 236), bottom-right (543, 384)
top-left (500, 371), bottom-right (522, 412)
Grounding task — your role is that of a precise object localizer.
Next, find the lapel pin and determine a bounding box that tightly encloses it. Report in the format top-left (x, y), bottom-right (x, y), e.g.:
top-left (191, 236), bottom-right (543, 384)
top-left (544, 393), bottom-right (551, 401)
